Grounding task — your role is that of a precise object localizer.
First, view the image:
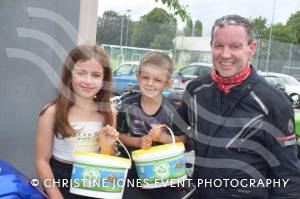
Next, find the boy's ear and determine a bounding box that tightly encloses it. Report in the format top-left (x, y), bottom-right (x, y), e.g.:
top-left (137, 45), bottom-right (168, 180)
top-left (165, 79), bottom-right (173, 88)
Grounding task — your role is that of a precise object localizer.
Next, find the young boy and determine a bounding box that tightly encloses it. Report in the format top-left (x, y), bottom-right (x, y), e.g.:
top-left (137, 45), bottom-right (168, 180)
top-left (117, 52), bottom-right (186, 199)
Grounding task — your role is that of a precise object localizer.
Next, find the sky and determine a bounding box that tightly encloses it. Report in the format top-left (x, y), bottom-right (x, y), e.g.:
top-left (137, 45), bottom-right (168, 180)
top-left (97, 0), bottom-right (300, 36)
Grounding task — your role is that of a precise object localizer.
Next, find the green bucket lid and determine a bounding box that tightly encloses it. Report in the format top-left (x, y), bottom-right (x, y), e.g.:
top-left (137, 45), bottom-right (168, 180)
top-left (295, 113), bottom-right (300, 136)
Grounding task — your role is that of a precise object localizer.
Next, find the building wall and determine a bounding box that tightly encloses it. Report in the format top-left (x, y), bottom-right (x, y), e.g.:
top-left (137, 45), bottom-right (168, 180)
top-left (0, 0), bottom-right (97, 178)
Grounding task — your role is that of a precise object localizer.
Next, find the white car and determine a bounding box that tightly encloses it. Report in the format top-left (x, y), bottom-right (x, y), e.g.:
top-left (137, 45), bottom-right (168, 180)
top-left (259, 72), bottom-right (300, 108)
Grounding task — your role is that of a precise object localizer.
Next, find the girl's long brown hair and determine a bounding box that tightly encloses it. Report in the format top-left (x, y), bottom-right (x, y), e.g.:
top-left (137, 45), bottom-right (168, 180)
top-left (40, 44), bottom-right (113, 138)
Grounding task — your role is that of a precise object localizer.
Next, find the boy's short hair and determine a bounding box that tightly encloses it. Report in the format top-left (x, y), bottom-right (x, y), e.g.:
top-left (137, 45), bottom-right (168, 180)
top-left (139, 52), bottom-right (174, 79)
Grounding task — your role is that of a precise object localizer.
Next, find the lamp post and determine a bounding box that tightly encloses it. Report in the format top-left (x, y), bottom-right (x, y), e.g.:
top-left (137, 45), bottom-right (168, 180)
top-left (125, 9), bottom-right (131, 47)
top-left (265, 0), bottom-right (276, 72)
top-left (119, 15), bottom-right (124, 47)
top-left (119, 15), bottom-right (125, 65)
top-left (255, 32), bottom-right (262, 71)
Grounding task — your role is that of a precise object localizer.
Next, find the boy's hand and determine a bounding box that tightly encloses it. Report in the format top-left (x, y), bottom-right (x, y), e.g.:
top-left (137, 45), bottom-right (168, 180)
top-left (149, 124), bottom-right (166, 142)
top-left (137, 135), bottom-right (152, 149)
top-left (99, 125), bottom-right (119, 147)
top-left (149, 124), bottom-right (173, 144)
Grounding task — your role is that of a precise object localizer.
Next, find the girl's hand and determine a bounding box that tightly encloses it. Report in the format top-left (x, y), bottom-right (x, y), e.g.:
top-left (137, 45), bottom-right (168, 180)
top-left (99, 125), bottom-right (119, 147)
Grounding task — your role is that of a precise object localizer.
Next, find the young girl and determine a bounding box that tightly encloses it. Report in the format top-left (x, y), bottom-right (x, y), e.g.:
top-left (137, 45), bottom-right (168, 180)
top-left (35, 44), bottom-right (118, 199)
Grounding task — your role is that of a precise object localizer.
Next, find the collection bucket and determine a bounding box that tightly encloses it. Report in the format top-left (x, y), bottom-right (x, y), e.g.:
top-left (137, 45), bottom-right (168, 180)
top-left (132, 125), bottom-right (187, 189)
top-left (70, 139), bottom-right (131, 199)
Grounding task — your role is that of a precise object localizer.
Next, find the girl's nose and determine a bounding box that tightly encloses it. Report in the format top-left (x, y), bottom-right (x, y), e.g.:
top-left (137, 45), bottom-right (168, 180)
top-left (83, 74), bottom-right (93, 84)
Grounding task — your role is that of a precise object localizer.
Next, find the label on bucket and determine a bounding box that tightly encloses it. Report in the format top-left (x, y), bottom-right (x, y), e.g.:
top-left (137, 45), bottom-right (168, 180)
top-left (135, 154), bottom-right (186, 184)
top-left (71, 162), bottom-right (127, 192)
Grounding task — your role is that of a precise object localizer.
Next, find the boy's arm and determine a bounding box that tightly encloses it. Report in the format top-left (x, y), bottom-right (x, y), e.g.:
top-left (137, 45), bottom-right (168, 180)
top-left (149, 125), bottom-right (186, 144)
top-left (119, 133), bottom-right (152, 149)
top-left (159, 134), bottom-right (186, 144)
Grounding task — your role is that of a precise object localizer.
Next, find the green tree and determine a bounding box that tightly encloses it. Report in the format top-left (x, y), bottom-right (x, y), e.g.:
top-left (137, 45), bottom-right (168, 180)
top-left (155, 0), bottom-right (190, 22)
top-left (194, 20), bottom-right (202, 37)
top-left (286, 11), bottom-right (300, 44)
top-left (131, 8), bottom-right (176, 49)
top-left (272, 23), bottom-right (297, 43)
top-left (96, 10), bottom-right (132, 46)
top-left (184, 19), bottom-right (193, 36)
top-left (249, 17), bottom-right (268, 39)
top-left (150, 34), bottom-right (173, 49)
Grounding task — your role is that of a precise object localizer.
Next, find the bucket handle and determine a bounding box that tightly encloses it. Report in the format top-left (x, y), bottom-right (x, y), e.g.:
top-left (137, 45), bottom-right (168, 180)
top-left (116, 138), bottom-right (132, 161)
top-left (156, 124), bottom-right (176, 148)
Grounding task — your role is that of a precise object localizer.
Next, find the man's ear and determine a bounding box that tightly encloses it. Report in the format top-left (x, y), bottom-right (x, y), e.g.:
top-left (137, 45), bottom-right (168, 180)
top-left (249, 40), bottom-right (257, 57)
top-left (165, 79), bottom-right (173, 88)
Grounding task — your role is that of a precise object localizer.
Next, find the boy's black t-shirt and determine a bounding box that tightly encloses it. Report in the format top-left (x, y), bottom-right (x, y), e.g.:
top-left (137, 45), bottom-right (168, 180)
top-left (117, 94), bottom-right (184, 199)
top-left (117, 94), bottom-right (182, 152)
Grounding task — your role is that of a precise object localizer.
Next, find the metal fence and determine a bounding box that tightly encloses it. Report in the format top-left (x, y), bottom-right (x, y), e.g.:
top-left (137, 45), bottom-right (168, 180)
top-left (254, 39), bottom-right (300, 75)
top-left (102, 44), bottom-right (168, 68)
top-left (97, 18), bottom-right (300, 73)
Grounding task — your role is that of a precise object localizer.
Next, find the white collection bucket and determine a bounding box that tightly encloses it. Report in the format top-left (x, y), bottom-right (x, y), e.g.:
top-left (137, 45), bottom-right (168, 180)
top-left (70, 139), bottom-right (131, 199)
top-left (132, 125), bottom-right (187, 189)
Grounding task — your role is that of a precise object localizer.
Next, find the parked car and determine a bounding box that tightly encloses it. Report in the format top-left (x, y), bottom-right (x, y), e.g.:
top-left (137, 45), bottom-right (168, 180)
top-left (112, 62), bottom-right (184, 97)
top-left (259, 72), bottom-right (300, 108)
top-left (178, 62), bottom-right (213, 82)
top-left (112, 62), bottom-right (139, 95)
top-left (292, 75), bottom-right (300, 82)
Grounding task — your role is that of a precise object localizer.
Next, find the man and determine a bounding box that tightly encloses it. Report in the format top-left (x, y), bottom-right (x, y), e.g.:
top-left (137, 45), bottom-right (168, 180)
top-left (177, 15), bottom-right (300, 198)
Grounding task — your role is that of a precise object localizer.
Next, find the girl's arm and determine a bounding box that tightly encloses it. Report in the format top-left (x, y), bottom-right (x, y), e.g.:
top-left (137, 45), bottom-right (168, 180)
top-left (99, 109), bottom-right (118, 155)
top-left (35, 105), bottom-right (63, 199)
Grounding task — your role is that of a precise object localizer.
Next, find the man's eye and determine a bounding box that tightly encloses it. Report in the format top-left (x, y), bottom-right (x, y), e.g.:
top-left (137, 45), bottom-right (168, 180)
top-left (213, 44), bottom-right (223, 48)
top-left (232, 44), bottom-right (241, 49)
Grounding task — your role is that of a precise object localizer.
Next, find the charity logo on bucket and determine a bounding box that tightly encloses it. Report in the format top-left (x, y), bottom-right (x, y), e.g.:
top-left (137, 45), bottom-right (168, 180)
top-left (153, 162), bottom-right (170, 179)
top-left (81, 168), bottom-right (100, 188)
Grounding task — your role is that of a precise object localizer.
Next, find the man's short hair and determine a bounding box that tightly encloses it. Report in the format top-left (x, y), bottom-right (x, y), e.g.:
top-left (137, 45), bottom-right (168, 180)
top-left (139, 51), bottom-right (174, 79)
top-left (211, 15), bottom-right (254, 44)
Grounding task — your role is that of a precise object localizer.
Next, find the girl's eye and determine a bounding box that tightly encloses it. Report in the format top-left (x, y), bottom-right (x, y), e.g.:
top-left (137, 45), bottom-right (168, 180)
top-left (75, 71), bottom-right (85, 76)
top-left (92, 74), bottom-right (101, 78)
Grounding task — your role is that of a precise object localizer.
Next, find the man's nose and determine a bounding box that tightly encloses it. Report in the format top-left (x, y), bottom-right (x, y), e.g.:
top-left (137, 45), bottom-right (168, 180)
top-left (221, 46), bottom-right (231, 58)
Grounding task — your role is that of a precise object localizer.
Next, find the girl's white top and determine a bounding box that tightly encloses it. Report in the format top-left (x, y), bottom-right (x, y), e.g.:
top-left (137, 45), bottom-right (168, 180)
top-left (52, 122), bottom-right (102, 161)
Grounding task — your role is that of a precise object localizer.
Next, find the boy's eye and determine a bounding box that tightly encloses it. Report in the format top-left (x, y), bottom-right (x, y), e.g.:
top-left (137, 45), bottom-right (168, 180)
top-left (154, 79), bottom-right (162, 83)
top-left (142, 76), bottom-right (149, 79)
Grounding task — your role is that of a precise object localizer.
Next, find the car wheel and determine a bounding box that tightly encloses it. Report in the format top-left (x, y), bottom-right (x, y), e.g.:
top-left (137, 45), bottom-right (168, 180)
top-left (289, 93), bottom-right (300, 109)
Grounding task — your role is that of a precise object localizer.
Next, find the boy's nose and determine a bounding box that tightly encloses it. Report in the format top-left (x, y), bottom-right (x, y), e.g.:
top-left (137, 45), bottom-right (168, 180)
top-left (146, 78), bottom-right (154, 85)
